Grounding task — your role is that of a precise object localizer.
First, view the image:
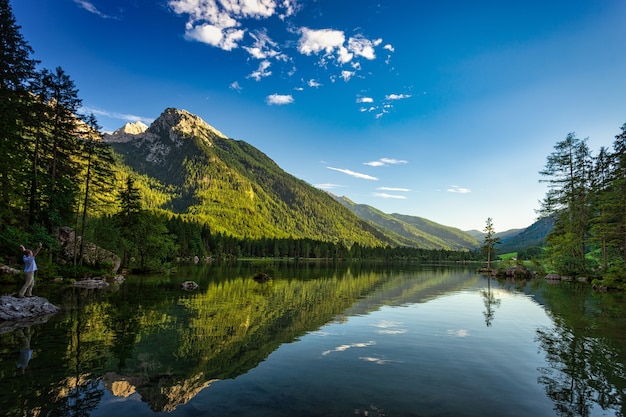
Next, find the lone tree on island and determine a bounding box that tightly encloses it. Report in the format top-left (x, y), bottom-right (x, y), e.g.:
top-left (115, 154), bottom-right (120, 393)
top-left (483, 217), bottom-right (501, 271)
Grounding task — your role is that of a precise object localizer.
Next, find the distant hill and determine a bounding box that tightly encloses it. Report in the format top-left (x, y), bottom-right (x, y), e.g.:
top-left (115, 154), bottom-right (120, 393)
top-left (333, 196), bottom-right (480, 250)
top-left (497, 217), bottom-right (554, 253)
top-left (466, 218), bottom-right (553, 254)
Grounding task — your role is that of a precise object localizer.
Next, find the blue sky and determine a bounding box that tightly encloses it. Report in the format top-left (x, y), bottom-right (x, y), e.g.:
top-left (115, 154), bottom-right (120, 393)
top-left (11, 0), bottom-right (626, 232)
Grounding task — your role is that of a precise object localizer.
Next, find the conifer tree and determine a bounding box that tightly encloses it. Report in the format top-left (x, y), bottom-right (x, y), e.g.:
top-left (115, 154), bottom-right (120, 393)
top-left (38, 67), bottom-right (83, 231)
top-left (0, 0), bottom-right (38, 227)
top-left (482, 217), bottom-right (500, 271)
top-left (75, 113), bottom-right (115, 263)
top-left (539, 133), bottom-right (593, 275)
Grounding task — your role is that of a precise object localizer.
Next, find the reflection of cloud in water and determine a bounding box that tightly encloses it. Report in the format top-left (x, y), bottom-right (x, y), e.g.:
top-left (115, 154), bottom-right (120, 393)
top-left (373, 320), bottom-right (406, 334)
top-left (311, 331), bottom-right (332, 337)
top-left (322, 341), bottom-right (375, 356)
top-left (447, 329), bottom-right (469, 337)
top-left (359, 356), bottom-right (403, 365)
top-left (378, 329), bottom-right (406, 335)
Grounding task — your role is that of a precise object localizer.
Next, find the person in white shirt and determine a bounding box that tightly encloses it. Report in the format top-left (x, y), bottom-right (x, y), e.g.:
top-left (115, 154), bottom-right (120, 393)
top-left (18, 242), bottom-right (42, 298)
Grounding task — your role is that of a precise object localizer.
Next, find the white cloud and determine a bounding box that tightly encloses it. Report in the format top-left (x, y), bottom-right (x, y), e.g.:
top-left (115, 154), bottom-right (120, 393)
top-left (341, 70), bottom-right (355, 82)
top-left (327, 167), bottom-right (378, 180)
top-left (447, 185), bottom-right (472, 194)
top-left (373, 192), bottom-right (407, 199)
top-left (266, 93), bottom-right (294, 105)
top-left (377, 187), bottom-right (410, 192)
top-left (248, 60), bottom-right (272, 81)
top-left (243, 29), bottom-right (285, 60)
top-left (386, 93), bottom-right (412, 100)
top-left (364, 158), bottom-right (408, 166)
top-left (298, 27), bottom-right (347, 58)
top-left (348, 35), bottom-right (380, 60)
top-left (314, 183), bottom-right (344, 189)
top-left (169, 0), bottom-right (295, 51)
top-left (185, 23), bottom-right (245, 50)
top-left (297, 28), bottom-right (383, 66)
top-left (356, 97), bottom-right (374, 103)
top-left (73, 0), bottom-right (113, 18)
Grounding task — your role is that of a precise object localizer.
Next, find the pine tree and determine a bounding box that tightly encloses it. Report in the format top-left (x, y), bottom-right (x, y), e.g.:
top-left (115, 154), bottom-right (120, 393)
top-left (482, 217), bottom-right (500, 271)
top-left (539, 133), bottom-right (593, 275)
top-left (38, 67), bottom-right (83, 231)
top-left (0, 0), bottom-right (38, 227)
top-left (75, 113), bottom-right (115, 264)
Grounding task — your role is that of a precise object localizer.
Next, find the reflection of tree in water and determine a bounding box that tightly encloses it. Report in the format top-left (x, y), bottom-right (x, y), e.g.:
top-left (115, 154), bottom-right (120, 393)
top-left (480, 277), bottom-right (501, 327)
top-left (536, 319), bottom-right (625, 417)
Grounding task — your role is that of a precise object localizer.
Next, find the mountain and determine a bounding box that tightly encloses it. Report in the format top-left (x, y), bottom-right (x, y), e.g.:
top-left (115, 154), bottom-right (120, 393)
top-left (333, 196), bottom-right (480, 250)
top-left (105, 108), bottom-right (395, 247)
top-left (497, 217), bottom-right (554, 253)
top-left (104, 108), bottom-right (536, 251)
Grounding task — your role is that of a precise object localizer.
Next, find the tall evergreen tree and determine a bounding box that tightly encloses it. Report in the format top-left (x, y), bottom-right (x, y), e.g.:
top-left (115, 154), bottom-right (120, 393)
top-left (482, 217), bottom-right (500, 271)
top-left (0, 0), bottom-right (38, 227)
top-left (38, 66), bottom-right (83, 231)
top-left (610, 124), bottom-right (626, 266)
top-left (75, 113), bottom-right (115, 264)
top-left (539, 133), bottom-right (593, 275)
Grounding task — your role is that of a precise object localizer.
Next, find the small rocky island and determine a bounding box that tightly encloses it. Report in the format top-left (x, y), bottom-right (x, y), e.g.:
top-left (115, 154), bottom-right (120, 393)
top-left (0, 295), bottom-right (60, 321)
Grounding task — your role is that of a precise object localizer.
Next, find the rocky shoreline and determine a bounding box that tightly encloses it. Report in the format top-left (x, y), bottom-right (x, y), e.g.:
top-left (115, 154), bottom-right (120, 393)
top-left (0, 295), bottom-right (60, 321)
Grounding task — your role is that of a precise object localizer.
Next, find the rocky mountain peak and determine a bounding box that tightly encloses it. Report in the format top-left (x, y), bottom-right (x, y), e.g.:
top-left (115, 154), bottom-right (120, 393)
top-left (103, 121), bottom-right (148, 143)
top-left (151, 108), bottom-right (226, 140)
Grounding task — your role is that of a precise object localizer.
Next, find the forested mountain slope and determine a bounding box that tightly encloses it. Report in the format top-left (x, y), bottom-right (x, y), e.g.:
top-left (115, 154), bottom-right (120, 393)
top-left (333, 196), bottom-right (480, 250)
top-left (106, 108), bottom-right (394, 247)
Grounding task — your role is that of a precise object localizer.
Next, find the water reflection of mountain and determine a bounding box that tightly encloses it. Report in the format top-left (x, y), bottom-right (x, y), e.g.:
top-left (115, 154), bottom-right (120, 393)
top-left (339, 267), bottom-right (479, 317)
top-left (100, 265), bottom-right (481, 412)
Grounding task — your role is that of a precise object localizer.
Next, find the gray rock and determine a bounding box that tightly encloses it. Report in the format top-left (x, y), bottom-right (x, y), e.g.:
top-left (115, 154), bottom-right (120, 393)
top-left (0, 295), bottom-right (60, 321)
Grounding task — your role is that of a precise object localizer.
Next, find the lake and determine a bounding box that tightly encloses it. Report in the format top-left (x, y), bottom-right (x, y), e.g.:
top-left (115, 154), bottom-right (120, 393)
top-left (1, 262), bottom-right (625, 416)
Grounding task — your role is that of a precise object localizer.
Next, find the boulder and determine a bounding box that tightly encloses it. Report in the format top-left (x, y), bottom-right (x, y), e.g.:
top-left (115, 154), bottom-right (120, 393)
top-left (72, 278), bottom-right (110, 289)
top-left (181, 281), bottom-right (198, 291)
top-left (0, 295), bottom-right (60, 321)
top-left (0, 265), bottom-right (21, 275)
top-left (57, 226), bottom-right (121, 273)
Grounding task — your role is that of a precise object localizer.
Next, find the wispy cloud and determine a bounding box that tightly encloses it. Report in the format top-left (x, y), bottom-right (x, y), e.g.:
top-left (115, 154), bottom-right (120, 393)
top-left (447, 185), bottom-right (472, 194)
top-left (364, 158), bottom-right (408, 167)
top-left (248, 60), bottom-right (272, 81)
top-left (314, 183), bottom-right (344, 190)
top-left (79, 107), bottom-right (154, 125)
top-left (386, 93), bottom-right (412, 100)
top-left (230, 81), bottom-right (242, 92)
top-left (327, 167), bottom-right (378, 180)
top-left (377, 187), bottom-right (410, 192)
top-left (341, 70), bottom-right (355, 82)
top-left (373, 192), bottom-right (407, 199)
top-left (266, 94), bottom-right (294, 105)
top-left (73, 0), bottom-right (113, 18)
